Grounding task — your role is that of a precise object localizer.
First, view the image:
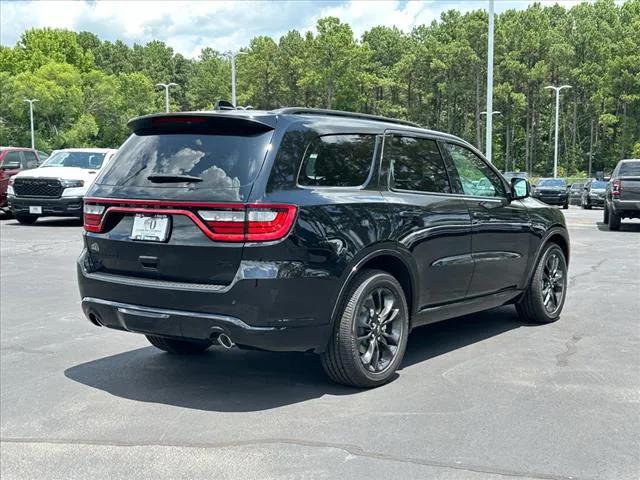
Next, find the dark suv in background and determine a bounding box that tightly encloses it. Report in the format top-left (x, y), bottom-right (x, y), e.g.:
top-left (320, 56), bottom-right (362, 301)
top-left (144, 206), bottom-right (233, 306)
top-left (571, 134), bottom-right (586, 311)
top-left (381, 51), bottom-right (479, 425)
top-left (532, 178), bottom-right (569, 208)
top-left (78, 109), bottom-right (570, 388)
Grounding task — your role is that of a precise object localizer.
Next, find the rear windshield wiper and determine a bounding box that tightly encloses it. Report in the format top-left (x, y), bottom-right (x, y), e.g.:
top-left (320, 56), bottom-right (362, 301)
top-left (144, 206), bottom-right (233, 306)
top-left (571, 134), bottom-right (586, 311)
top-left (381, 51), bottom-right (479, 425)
top-left (147, 174), bottom-right (203, 183)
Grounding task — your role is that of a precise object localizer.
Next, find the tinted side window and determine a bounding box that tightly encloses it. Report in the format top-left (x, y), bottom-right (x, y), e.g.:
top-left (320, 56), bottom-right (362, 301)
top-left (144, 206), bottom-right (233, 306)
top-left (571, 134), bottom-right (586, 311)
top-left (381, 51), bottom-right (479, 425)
top-left (446, 143), bottom-right (506, 198)
top-left (298, 134), bottom-right (376, 187)
top-left (23, 151), bottom-right (39, 168)
top-left (1, 151), bottom-right (22, 167)
top-left (386, 136), bottom-right (450, 193)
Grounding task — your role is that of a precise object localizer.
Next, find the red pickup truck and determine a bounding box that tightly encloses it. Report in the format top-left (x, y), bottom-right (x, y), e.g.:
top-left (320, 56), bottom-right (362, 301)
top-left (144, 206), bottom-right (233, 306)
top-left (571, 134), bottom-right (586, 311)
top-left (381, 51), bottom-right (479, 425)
top-left (604, 159), bottom-right (640, 230)
top-left (0, 147), bottom-right (43, 213)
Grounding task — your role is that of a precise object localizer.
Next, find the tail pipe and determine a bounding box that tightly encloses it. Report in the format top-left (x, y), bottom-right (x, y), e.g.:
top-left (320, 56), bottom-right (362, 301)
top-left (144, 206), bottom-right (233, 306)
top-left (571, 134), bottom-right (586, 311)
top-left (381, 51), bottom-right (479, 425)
top-left (209, 327), bottom-right (235, 349)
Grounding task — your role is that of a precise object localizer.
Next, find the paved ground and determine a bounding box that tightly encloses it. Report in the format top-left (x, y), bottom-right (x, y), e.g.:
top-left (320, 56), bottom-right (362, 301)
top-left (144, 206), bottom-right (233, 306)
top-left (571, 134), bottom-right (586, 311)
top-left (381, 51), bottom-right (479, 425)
top-left (1, 207), bottom-right (639, 480)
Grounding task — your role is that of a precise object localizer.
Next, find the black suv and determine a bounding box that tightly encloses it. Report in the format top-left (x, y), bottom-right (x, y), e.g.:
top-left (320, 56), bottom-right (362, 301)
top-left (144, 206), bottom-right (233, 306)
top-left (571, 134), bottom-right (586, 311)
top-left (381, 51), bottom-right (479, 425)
top-left (77, 109), bottom-right (570, 388)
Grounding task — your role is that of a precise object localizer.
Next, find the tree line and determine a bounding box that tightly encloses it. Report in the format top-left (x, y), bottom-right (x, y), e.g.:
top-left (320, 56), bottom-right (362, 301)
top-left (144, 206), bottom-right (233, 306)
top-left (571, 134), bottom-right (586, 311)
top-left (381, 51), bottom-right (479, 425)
top-left (1, 0), bottom-right (638, 175)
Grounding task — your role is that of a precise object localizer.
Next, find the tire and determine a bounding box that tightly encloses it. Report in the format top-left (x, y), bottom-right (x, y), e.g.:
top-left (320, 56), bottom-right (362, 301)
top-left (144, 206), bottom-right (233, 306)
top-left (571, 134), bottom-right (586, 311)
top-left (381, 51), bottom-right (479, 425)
top-left (608, 207), bottom-right (621, 231)
top-left (146, 335), bottom-right (211, 354)
top-left (15, 214), bottom-right (38, 225)
top-left (321, 270), bottom-right (409, 388)
top-left (603, 203), bottom-right (609, 223)
top-left (516, 243), bottom-right (567, 324)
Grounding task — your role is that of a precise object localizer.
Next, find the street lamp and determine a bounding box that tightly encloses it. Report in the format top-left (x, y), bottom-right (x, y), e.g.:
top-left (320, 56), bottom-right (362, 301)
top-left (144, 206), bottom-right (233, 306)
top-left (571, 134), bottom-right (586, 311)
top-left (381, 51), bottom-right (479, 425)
top-left (23, 99), bottom-right (38, 149)
top-left (485, 0), bottom-right (495, 163)
top-left (156, 83), bottom-right (178, 113)
top-left (545, 85), bottom-right (572, 178)
top-left (224, 51), bottom-right (248, 107)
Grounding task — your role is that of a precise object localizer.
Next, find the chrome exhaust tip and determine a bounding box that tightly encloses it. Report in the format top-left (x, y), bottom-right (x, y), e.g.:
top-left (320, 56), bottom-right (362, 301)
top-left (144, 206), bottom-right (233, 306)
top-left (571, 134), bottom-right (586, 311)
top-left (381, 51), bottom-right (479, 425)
top-left (217, 333), bottom-right (235, 349)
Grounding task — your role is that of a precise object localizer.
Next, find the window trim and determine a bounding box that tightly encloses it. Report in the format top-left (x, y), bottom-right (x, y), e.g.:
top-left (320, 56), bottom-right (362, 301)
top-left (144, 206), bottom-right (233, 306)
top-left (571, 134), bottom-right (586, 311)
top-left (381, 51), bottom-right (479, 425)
top-left (441, 139), bottom-right (510, 200)
top-left (295, 133), bottom-right (380, 190)
top-left (382, 131), bottom-right (454, 196)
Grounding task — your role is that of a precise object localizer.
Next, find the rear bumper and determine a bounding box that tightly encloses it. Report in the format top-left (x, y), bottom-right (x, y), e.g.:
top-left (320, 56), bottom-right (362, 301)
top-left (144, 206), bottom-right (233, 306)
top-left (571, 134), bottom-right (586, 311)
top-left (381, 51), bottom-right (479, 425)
top-left (611, 199), bottom-right (640, 217)
top-left (9, 195), bottom-right (83, 217)
top-left (77, 251), bottom-right (336, 353)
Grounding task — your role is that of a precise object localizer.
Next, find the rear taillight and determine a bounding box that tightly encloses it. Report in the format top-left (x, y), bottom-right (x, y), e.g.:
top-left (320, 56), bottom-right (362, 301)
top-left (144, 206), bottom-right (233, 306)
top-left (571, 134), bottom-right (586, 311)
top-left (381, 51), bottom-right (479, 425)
top-left (198, 204), bottom-right (297, 242)
top-left (82, 198), bottom-right (297, 243)
top-left (83, 204), bottom-right (105, 232)
top-left (612, 180), bottom-right (621, 197)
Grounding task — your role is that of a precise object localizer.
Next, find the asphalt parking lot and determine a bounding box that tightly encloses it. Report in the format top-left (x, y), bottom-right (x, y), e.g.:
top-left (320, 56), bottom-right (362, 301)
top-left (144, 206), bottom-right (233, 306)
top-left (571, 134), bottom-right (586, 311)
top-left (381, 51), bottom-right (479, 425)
top-left (1, 207), bottom-right (639, 480)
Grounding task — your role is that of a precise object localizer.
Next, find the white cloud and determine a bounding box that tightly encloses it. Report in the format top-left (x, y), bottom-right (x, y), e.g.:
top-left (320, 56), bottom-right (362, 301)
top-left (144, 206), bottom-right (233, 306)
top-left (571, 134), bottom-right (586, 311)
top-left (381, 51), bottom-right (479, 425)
top-left (1, 0), bottom-right (604, 58)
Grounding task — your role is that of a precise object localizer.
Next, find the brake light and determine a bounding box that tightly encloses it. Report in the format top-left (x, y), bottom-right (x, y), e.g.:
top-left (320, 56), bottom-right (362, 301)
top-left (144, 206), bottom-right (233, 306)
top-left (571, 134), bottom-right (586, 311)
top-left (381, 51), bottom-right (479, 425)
top-left (198, 204), bottom-right (297, 242)
top-left (83, 204), bottom-right (105, 232)
top-left (612, 180), bottom-right (621, 197)
top-left (82, 198), bottom-right (297, 243)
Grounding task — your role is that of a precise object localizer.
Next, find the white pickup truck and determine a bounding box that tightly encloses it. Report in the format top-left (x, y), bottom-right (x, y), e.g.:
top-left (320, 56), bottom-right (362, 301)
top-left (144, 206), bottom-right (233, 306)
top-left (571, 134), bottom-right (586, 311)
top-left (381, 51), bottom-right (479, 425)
top-left (7, 148), bottom-right (117, 224)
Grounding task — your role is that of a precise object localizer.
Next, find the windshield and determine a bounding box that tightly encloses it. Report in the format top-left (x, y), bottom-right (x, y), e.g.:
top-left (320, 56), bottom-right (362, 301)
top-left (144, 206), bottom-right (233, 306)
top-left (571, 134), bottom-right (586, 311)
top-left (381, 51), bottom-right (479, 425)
top-left (537, 179), bottom-right (566, 187)
top-left (42, 151), bottom-right (107, 169)
top-left (591, 181), bottom-right (607, 189)
top-left (97, 132), bottom-right (273, 191)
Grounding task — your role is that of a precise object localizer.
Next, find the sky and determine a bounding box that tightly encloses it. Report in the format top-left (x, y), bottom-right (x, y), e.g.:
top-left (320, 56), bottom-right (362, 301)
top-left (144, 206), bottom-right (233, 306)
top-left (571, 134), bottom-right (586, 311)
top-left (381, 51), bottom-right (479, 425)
top-left (1, 0), bottom-right (593, 58)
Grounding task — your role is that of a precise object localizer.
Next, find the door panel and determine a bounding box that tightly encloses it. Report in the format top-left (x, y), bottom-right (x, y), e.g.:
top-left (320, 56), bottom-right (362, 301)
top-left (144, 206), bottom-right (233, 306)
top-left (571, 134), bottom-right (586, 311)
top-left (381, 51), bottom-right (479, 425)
top-left (384, 192), bottom-right (473, 308)
top-left (465, 198), bottom-right (532, 296)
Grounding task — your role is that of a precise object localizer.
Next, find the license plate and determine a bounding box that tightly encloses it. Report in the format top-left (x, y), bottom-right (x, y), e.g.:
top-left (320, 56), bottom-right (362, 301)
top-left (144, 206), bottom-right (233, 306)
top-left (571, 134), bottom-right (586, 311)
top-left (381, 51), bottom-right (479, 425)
top-left (29, 206), bottom-right (42, 214)
top-left (130, 214), bottom-right (170, 242)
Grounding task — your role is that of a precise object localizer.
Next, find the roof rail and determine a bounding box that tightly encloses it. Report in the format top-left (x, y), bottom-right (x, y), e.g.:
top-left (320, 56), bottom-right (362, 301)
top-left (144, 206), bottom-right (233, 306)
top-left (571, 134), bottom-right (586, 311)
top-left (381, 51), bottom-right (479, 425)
top-left (274, 108), bottom-right (420, 128)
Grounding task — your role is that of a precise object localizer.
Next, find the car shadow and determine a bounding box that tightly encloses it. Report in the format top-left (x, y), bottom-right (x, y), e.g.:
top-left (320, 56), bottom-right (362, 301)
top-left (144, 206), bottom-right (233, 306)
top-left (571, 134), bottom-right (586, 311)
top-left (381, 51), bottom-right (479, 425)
top-left (65, 306), bottom-right (524, 412)
top-left (596, 221), bottom-right (640, 232)
top-left (3, 217), bottom-right (82, 227)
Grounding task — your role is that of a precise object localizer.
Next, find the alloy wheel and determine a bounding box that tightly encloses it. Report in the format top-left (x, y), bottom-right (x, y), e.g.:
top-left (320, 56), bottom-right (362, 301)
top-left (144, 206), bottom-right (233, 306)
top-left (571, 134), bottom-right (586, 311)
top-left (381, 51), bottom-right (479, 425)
top-left (355, 287), bottom-right (403, 373)
top-left (541, 252), bottom-right (566, 315)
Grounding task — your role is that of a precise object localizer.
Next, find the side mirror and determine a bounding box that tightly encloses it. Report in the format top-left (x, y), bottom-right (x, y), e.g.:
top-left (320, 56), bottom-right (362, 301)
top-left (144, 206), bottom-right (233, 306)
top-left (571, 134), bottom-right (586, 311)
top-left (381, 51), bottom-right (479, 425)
top-left (0, 161), bottom-right (21, 170)
top-left (510, 177), bottom-right (530, 200)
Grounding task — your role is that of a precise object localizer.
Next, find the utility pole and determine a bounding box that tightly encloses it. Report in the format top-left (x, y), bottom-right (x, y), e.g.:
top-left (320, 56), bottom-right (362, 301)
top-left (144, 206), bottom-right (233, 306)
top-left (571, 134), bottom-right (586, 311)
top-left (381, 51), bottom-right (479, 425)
top-left (156, 83), bottom-right (178, 113)
top-left (545, 85), bottom-right (572, 178)
top-left (224, 51), bottom-right (247, 107)
top-left (485, 0), bottom-right (495, 163)
top-left (23, 99), bottom-right (38, 149)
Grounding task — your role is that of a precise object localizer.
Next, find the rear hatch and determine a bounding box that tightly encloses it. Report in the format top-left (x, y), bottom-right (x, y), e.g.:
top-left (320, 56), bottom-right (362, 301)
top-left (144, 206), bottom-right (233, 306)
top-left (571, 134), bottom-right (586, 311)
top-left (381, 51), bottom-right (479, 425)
top-left (83, 113), bottom-right (277, 286)
top-left (618, 161), bottom-right (640, 202)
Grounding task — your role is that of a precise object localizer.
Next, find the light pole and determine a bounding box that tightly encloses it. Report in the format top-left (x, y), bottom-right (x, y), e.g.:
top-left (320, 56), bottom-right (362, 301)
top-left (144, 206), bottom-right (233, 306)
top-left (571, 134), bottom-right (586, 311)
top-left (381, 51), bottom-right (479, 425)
top-left (482, 110), bottom-right (501, 166)
top-left (224, 51), bottom-right (247, 107)
top-left (156, 83), bottom-right (178, 113)
top-left (545, 85), bottom-right (572, 178)
top-left (23, 99), bottom-right (38, 149)
top-left (485, 0), bottom-right (495, 163)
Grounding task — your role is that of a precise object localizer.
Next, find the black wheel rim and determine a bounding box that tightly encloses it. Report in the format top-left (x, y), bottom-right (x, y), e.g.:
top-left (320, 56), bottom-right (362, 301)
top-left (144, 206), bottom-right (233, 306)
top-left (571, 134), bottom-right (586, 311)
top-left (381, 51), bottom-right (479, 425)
top-left (356, 287), bottom-right (403, 373)
top-left (541, 251), bottom-right (565, 315)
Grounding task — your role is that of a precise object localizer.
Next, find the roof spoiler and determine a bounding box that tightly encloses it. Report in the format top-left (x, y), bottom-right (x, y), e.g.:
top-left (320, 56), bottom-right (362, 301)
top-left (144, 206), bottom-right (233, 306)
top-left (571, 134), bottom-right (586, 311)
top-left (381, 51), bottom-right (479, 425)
top-left (127, 113), bottom-right (275, 135)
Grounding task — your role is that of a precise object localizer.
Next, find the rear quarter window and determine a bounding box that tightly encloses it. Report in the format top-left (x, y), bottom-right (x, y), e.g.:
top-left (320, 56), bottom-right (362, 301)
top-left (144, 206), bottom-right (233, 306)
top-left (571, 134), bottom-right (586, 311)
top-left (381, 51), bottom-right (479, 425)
top-left (297, 134), bottom-right (376, 187)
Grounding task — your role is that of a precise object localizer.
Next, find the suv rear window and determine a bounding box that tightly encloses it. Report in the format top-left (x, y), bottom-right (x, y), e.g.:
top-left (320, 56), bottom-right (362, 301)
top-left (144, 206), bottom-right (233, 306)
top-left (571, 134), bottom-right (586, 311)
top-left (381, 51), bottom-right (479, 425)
top-left (619, 161), bottom-right (640, 176)
top-left (298, 134), bottom-right (376, 187)
top-left (98, 132), bottom-right (273, 189)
